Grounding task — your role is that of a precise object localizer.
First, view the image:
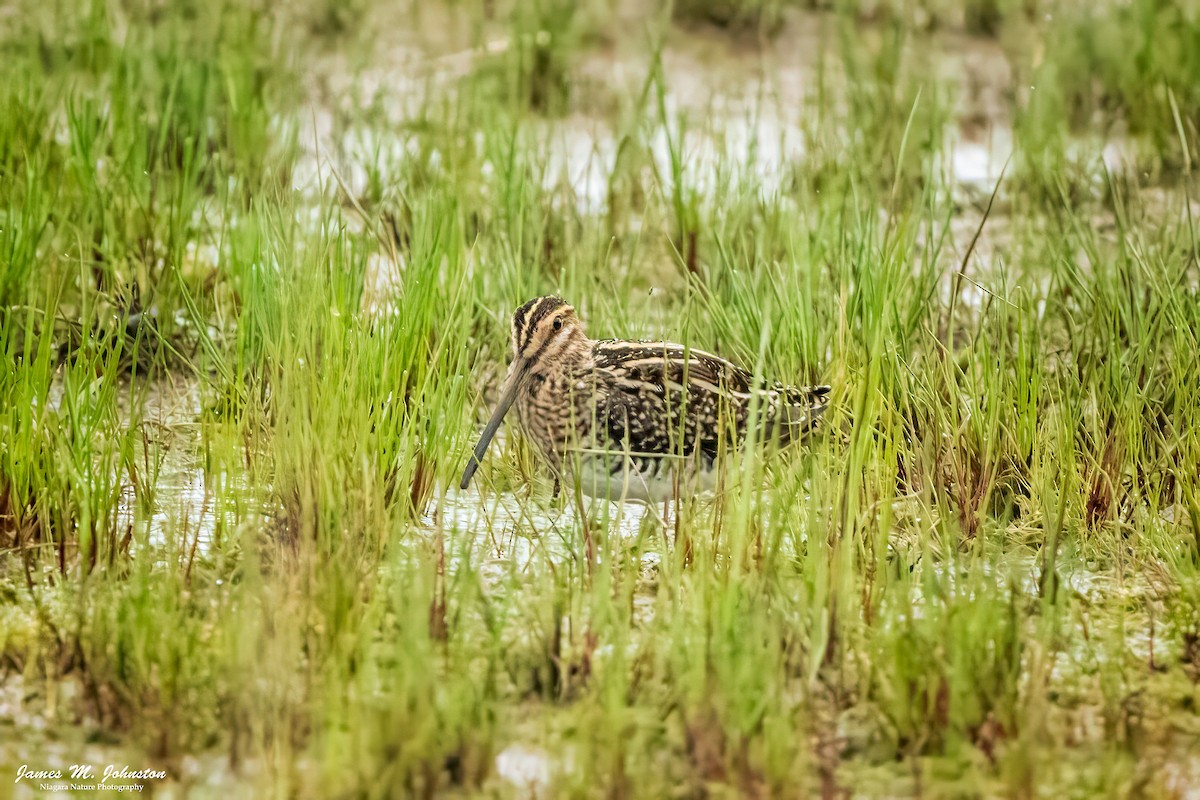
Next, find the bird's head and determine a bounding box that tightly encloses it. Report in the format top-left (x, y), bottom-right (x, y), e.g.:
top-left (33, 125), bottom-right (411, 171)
top-left (460, 296), bottom-right (589, 489)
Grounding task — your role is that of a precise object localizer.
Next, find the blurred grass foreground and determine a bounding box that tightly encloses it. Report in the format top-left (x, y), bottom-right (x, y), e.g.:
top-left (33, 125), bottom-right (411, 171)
top-left (2, 0), bottom-right (1200, 797)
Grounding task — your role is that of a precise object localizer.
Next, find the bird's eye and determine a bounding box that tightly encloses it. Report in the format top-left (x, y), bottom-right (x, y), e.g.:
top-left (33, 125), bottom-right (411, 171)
top-left (553, 317), bottom-right (563, 331)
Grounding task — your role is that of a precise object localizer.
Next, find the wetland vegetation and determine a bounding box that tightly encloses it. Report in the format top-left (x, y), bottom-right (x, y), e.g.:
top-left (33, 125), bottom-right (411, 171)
top-left (1, 0), bottom-right (1199, 796)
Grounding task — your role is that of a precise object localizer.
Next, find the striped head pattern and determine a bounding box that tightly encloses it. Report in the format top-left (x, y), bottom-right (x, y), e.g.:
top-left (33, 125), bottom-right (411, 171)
top-left (510, 296), bottom-right (589, 366)
top-left (460, 296), bottom-right (590, 490)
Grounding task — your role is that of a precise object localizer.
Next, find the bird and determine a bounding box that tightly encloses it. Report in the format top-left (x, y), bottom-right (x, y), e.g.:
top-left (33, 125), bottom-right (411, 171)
top-left (459, 296), bottom-right (830, 503)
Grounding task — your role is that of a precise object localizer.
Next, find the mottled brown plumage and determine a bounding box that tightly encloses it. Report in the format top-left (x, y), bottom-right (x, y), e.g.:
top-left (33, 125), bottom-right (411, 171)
top-left (460, 296), bottom-right (830, 501)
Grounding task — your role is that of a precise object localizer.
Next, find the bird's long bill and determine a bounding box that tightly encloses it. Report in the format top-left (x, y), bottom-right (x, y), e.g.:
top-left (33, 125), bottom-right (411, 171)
top-left (459, 358), bottom-right (527, 490)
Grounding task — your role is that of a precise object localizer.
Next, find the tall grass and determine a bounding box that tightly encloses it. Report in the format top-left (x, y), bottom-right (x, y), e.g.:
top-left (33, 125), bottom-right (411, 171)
top-left (2, 0), bottom-right (1199, 797)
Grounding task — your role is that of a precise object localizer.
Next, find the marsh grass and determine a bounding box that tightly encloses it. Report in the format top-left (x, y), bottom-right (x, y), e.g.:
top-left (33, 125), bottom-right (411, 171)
top-left (2, 0), bottom-right (1200, 797)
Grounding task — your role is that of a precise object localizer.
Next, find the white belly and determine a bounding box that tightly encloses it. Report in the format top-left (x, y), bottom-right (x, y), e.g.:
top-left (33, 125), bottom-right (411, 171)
top-left (567, 453), bottom-right (718, 503)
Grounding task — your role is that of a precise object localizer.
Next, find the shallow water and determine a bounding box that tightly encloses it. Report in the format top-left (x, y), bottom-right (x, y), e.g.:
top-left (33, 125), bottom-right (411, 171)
top-left (493, 742), bottom-right (554, 795)
top-left (19, 369), bottom-right (1200, 795)
top-left (109, 377), bottom-right (260, 561)
top-left (294, 7), bottom-right (1022, 220)
top-left (10, 6), bottom-right (1199, 796)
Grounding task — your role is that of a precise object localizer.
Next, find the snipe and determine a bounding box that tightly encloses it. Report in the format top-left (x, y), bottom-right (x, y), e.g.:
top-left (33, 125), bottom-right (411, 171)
top-left (460, 296), bottom-right (830, 502)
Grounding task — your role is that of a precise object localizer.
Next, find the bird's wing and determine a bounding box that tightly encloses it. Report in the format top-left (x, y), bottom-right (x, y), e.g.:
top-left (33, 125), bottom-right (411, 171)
top-left (589, 341), bottom-right (828, 459)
